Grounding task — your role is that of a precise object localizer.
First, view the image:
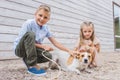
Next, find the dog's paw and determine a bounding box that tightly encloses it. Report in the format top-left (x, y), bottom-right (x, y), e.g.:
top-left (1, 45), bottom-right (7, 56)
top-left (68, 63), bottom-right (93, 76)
top-left (77, 72), bottom-right (80, 75)
top-left (75, 69), bottom-right (81, 75)
top-left (85, 70), bottom-right (91, 74)
top-left (49, 61), bottom-right (59, 70)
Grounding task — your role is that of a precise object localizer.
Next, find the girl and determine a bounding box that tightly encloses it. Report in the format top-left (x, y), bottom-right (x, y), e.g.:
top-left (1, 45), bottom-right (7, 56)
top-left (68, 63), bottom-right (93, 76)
top-left (74, 21), bottom-right (100, 67)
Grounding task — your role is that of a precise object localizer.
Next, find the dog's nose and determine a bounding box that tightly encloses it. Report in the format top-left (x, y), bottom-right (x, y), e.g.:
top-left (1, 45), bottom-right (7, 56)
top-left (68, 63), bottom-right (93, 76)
top-left (84, 59), bottom-right (88, 63)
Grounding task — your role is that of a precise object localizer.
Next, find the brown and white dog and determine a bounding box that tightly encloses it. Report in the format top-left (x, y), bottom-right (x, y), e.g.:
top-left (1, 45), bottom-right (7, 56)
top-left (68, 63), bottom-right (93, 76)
top-left (50, 50), bottom-right (92, 74)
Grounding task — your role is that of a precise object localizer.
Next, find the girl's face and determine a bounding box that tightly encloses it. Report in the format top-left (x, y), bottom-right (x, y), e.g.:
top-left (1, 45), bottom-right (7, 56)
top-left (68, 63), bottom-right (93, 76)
top-left (35, 9), bottom-right (50, 26)
top-left (82, 26), bottom-right (93, 39)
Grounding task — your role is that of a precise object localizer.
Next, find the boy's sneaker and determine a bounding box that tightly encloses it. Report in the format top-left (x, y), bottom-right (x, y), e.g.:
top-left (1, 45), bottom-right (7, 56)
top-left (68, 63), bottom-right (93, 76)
top-left (27, 67), bottom-right (46, 76)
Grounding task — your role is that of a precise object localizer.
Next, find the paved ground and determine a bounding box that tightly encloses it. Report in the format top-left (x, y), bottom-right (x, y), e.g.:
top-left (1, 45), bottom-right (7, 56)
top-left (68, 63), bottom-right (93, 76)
top-left (0, 52), bottom-right (120, 80)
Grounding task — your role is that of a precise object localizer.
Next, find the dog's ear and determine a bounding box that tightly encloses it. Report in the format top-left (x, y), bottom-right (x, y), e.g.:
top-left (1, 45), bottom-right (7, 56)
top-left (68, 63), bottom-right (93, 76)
top-left (88, 54), bottom-right (93, 64)
top-left (76, 54), bottom-right (80, 59)
top-left (67, 55), bottom-right (74, 65)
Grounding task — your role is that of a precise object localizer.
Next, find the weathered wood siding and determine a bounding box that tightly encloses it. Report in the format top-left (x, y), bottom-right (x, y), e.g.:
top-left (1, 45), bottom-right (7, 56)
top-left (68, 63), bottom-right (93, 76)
top-left (0, 0), bottom-right (119, 59)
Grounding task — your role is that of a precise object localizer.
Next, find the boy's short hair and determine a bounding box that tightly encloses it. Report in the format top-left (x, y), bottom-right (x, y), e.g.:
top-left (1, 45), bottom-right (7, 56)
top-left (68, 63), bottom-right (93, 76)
top-left (36, 4), bottom-right (51, 13)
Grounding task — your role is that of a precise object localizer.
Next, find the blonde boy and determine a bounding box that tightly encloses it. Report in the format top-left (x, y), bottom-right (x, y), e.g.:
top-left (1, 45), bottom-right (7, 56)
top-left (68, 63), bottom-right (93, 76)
top-left (14, 5), bottom-right (75, 76)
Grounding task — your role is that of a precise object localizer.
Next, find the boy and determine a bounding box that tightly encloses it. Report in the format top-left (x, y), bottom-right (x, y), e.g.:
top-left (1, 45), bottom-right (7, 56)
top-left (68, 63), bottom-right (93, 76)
top-left (14, 5), bottom-right (76, 76)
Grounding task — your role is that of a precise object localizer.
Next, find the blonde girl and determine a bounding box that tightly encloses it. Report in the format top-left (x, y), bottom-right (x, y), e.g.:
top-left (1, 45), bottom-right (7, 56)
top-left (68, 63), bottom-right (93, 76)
top-left (74, 21), bottom-right (100, 67)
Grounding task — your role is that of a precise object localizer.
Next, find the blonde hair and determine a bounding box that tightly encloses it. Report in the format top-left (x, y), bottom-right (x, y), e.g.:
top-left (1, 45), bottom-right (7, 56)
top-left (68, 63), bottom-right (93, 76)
top-left (36, 4), bottom-right (51, 13)
top-left (79, 21), bottom-right (95, 46)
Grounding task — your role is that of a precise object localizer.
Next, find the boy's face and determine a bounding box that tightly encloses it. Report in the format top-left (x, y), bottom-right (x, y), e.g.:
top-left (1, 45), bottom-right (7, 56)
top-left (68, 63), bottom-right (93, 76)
top-left (35, 9), bottom-right (50, 26)
top-left (82, 26), bottom-right (93, 39)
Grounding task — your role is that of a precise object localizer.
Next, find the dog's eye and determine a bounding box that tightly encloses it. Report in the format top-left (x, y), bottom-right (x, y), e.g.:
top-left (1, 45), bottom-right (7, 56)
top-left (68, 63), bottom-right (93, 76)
top-left (81, 55), bottom-right (84, 57)
top-left (88, 55), bottom-right (91, 58)
top-left (77, 54), bottom-right (80, 56)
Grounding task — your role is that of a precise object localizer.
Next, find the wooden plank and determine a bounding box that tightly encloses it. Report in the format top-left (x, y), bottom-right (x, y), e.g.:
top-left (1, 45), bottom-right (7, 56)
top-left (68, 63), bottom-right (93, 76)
top-left (88, 19), bottom-right (113, 28)
top-left (7, 0), bottom-right (40, 8)
top-left (53, 32), bottom-right (78, 39)
top-left (0, 7), bottom-right (33, 20)
top-left (0, 0), bottom-right (36, 14)
top-left (0, 34), bottom-right (17, 42)
top-left (43, 41), bottom-right (75, 49)
top-left (51, 13), bottom-right (81, 25)
top-left (76, 0), bottom-right (112, 18)
top-left (49, 24), bottom-right (79, 34)
top-left (43, 37), bottom-right (77, 44)
top-left (96, 0), bottom-right (112, 8)
top-left (0, 51), bottom-right (18, 60)
top-left (0, 25), bottom-right (20, 34)
top-left (51, 7), bottom-right (83, 21)
top-left (0, 42), bottom-right (13, 51)
top-left (95, 25), bottom-right (113, 32)
top-left (0, 16), bottom-right (24, 26)
top-left (48, 19), bottom-right (79, 29)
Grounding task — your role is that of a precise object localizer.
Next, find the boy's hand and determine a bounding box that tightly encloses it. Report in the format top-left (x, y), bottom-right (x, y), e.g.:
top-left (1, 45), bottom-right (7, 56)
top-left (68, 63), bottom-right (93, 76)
top-left (42, 45), bottom-right (54, 51)
top-left (68, 50), bottom-right (79, 57)
top-left (35, 43), bottom-right (54, 51)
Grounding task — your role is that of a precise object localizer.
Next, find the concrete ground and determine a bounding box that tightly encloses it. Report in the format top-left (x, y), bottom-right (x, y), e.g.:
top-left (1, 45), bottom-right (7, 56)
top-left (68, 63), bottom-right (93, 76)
top-left (0, 52), bottom-right (120, 80)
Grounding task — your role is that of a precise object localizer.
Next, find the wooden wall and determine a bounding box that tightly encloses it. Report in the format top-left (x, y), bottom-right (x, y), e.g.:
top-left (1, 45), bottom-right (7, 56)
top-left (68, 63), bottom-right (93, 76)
top-left (0, 0), bottom-right (119, 59)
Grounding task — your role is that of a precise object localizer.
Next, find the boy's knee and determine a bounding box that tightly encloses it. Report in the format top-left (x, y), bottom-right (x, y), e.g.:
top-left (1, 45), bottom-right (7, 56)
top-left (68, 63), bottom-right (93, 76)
top-left (15, 49), bottom-right (25, 58)
top-left (43, 52), bottom-right (52, 59)
top-left (38, 52), bottom-right (52, 63)
top-left (46, 53), bottom-right (52, 59)
top-left (25, 31), bottom-right (35, 38)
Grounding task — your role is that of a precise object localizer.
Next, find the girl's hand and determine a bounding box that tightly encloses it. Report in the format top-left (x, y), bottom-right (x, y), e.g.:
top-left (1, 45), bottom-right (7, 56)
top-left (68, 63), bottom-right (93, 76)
top-left (79, 46), bottom-right (86, 52)
top-left (89, 46), bottom-right (95, 53)
top-left (84, 40), bottom-right (92, 46)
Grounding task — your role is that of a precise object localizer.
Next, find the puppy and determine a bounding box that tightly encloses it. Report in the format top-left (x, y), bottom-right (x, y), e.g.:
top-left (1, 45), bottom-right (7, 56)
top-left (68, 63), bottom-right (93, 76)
top-left (50, 50), bottom-right (92, 74)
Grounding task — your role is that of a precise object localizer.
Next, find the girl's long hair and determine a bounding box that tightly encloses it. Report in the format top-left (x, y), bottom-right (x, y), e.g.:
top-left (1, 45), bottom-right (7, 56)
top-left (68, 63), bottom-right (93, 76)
top-left (79, 21), bottom-right (95, 47)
